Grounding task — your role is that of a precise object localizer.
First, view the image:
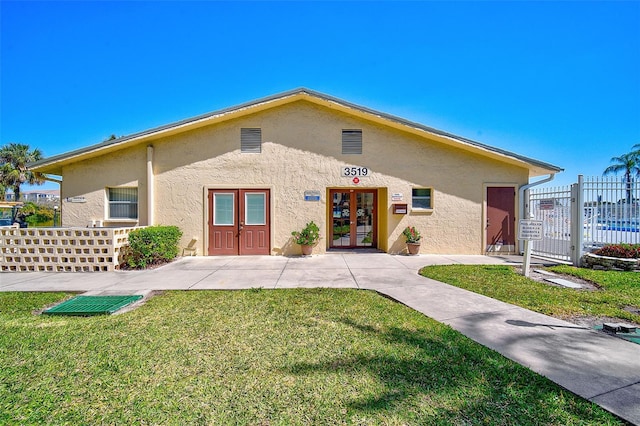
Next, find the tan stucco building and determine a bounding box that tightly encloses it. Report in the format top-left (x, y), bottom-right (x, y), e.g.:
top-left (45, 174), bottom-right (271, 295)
top-left (31, 89), bottom-right (562, 256)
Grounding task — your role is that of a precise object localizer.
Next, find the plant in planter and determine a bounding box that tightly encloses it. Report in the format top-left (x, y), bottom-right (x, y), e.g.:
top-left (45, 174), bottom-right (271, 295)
top-left (291, 221), bottom-right (320, 255)
top-left (402, 226), bottom-right (421, 255)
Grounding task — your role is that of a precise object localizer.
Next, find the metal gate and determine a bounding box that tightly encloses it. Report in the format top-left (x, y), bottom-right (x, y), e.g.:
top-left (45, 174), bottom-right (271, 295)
top-left (529, 175), bottom-right (640, 264)
top-left (529, 184), bottom-right (573, 262)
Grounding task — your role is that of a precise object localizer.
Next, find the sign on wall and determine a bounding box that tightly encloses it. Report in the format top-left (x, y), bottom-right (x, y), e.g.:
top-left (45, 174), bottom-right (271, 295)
top-left (304, 190), bottom-right (321, 201)
top-left (341, 167), bottom-right (370, 177)
top-left (66, 196), bottom-right (86, 203)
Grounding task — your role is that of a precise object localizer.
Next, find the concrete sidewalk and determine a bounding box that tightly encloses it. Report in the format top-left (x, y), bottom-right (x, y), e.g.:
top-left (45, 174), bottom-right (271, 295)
top-left (1, 253), bottom-right (639, 424)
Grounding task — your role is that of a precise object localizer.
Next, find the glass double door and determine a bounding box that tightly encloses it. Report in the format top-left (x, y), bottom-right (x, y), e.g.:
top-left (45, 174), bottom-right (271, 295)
top-left (330, 189), bottom-right (377, 248)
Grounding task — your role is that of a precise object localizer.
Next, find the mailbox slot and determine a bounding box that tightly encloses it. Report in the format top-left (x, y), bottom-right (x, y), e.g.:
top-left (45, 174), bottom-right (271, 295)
top-left (393, 204), bottom-right (408, 214)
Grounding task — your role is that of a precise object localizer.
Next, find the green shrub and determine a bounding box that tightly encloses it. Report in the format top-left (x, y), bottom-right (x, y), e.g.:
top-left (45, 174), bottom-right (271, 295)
top-left (594, 243), bottom-right (640, 259)
top-left (16, 202), bottom-right (55, 227)
top-left (122, 226), bottom-right (183, 269)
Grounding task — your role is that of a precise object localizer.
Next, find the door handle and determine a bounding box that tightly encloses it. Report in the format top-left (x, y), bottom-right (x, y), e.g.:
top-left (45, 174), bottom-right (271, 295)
top-left (239, 222), bottom-right (244, 233)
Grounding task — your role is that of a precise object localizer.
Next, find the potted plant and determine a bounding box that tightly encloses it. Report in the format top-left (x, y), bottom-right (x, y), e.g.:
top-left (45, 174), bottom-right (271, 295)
top-left (402, 226), bottom-right (421, 255)
top-left (292, 221), bottom-right (320, 255)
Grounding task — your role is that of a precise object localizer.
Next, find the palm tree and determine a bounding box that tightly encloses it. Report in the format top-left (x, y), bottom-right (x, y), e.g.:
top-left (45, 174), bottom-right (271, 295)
top-left (603, 149), bottom-right (640, 204)
top-left (0, 143), bottom-right (46, 202)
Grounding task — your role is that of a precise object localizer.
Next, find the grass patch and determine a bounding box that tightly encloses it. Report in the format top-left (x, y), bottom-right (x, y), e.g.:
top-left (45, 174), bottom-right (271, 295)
top-left (0, 290), bottom-right (622, 425)
top-left (420, 264), bottom-right (640, 324)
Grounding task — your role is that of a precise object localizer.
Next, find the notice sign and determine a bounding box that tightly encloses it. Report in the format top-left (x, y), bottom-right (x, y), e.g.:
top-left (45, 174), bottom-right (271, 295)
top-left (304, 190), bottom-right (321, 202)
top-left (518, 220), bottom-right (543, 241)
top-left (539, 199), bottom-right (554, 210)
top-left (66, 196), bottom-right (86, 203)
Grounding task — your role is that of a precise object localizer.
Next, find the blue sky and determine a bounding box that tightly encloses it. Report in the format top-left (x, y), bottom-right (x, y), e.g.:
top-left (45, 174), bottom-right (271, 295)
top-left (2, 1), bottom-right (639, 191)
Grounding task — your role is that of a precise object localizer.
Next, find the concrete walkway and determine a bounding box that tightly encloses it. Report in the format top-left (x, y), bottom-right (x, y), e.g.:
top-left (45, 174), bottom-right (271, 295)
top-left (1, 253), bottom-right (639, 424)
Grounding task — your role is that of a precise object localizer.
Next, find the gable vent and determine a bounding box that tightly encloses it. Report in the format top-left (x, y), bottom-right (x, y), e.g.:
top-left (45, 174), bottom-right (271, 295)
top-left (241, 128), bottom-right (262, 153)
top-left (342, 129), bottom-right (362, 154)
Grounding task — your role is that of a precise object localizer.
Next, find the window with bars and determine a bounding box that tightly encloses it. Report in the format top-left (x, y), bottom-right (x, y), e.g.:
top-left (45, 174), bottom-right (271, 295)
top-left (241, 128), bottom-right (262, 153)
top-left (108, 187), bottom-right (138, 219)
top-left (342, 129), bottom-right (362, 154)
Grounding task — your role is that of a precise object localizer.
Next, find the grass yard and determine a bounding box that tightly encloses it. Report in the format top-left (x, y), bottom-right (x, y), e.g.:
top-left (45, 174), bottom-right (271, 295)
top-left (420, 265), bottom-right (640, 325)
top-left (0, 289), bottom-right (623, 425)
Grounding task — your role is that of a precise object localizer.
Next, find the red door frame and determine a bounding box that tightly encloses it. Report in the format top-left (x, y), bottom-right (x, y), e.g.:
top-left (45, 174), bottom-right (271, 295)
top-left (208, 189), bottom-right (270, 255)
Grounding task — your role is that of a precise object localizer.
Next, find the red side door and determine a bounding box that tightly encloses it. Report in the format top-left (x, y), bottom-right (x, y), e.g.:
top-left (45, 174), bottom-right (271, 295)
top-left (486, 186), bottom-right (516, 253)
top-left (238, 189), bottom-right (270, 255)
top-left (208, 189), bottom-right (270, 256)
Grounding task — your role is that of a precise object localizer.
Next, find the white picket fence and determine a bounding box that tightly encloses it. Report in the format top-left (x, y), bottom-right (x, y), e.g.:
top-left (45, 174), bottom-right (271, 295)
top-left (529, 175), bottom-right (640, 264)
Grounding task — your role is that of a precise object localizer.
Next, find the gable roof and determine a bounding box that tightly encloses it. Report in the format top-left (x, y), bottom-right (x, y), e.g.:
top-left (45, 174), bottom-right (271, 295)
top-left (30, 88), bottom-right (562, 176)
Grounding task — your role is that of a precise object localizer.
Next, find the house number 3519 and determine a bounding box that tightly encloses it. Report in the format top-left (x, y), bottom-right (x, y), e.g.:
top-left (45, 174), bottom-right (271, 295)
top-left (341, 167), bottom-right (369, 177)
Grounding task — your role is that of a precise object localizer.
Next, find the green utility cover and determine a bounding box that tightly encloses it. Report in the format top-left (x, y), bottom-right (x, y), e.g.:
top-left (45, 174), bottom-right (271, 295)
top-left (44, 295), bottom-right (143, 316)
top-left (594, 325), bottom-right (640, 345)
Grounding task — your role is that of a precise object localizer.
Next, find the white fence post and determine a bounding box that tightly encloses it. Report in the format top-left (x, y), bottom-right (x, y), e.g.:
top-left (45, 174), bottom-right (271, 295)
top-left (570, 175), bottom-right (585, 266)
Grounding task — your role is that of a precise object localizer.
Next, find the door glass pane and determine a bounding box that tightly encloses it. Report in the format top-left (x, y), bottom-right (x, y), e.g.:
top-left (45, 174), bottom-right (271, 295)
top-left (245, 193), bottom-right (265, 225)
top-left (332, 192), bottom-right (350, 247)
top-left (356, 192), bottom-right (374, 247)
top-left (214, 194), bottom-right (234, 225)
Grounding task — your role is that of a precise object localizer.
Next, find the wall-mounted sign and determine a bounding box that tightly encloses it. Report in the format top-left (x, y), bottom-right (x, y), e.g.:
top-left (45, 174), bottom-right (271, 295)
top-left (341, 166), bottom-right (369, 177)
top-left (304, 190), bottom-right (321, 201)
top-left (518, 220), bottom-right (543, 241)
top-left (393, 204), bottom-right (408, 214)
top-left (66, 196), bottom-right (86, 203)
top-left (391, 193), bottom-right (403, 201)
top-left (539, 199), bottom-right (554, 210)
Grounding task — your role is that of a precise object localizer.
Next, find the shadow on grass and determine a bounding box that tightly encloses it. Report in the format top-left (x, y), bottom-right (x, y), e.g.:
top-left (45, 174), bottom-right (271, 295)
top-left (280, 316), bottom-right (606, 423)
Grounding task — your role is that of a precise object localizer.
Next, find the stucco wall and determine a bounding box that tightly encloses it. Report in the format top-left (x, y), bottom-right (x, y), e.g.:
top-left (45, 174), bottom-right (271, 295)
top-left (60, 100), bottom-right (529, 255)
top-left (61, 146), bottom-right (147, 227)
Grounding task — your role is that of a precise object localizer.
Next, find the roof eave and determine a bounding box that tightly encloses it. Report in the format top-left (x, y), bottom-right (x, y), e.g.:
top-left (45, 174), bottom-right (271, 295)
top-left (29, 88), bottom-right (563, 176)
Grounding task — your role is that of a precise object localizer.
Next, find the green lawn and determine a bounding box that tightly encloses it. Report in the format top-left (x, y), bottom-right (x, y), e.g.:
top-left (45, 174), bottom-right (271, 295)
top-left (420, 265), bottom-right (640, 324)
top-left (0, 289), bottom-right (622, 425)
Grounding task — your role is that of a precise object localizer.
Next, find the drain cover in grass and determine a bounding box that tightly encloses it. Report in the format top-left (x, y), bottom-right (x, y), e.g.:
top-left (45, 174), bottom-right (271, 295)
top-left (43, 295), bottom-right (143, 316)
top-left (594, 325), bottom-right (640, 345)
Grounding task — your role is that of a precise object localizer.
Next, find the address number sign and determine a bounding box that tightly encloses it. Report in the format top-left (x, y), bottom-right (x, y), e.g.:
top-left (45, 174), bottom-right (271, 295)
top-left (341, 167), bottom-right (369, 177)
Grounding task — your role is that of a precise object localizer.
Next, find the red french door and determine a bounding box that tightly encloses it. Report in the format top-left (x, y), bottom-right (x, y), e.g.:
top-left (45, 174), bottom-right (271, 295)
top-left (330, 189), bottom-right (377, 249)
top-left (208, 189), bottom-right (270, 255)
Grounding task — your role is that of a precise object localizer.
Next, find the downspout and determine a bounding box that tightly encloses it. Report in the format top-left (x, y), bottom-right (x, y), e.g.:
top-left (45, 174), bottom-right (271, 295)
top-left (147, 145), bottom-right (154, 226)
top-left (518, 173), bottom-right (556, 253)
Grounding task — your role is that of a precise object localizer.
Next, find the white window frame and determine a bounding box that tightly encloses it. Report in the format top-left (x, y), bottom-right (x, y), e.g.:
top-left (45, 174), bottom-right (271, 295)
top-left (213, 193), bottom-right (235, 226)
top-left (244, 192), bottom-right (266, 225)
top-left (107, 187), bottom-right (138, 220)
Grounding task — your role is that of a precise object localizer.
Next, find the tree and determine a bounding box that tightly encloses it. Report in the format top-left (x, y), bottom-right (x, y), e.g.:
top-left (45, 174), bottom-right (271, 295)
top-left (603, 147), bottom-right (640, 204)
top-left (0, 143), bottom-right (46, 202)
